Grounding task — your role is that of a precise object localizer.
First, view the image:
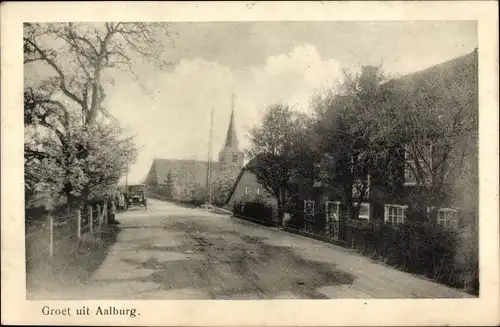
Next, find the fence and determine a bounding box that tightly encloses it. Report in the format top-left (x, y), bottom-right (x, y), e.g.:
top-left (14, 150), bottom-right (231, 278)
top-left (25, 203), bottom-right (109, 265)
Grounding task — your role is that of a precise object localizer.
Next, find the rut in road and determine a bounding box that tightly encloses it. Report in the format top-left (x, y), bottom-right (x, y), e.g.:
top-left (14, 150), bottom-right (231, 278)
top-left (119, 219), bottom-right (355, 299)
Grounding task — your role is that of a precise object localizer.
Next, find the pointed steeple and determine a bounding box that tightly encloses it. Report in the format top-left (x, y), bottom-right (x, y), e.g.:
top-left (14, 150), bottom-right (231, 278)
top-left (219, 93), bottom-right (244, 170)
top-left (223, 93), bottom-right (239, 149)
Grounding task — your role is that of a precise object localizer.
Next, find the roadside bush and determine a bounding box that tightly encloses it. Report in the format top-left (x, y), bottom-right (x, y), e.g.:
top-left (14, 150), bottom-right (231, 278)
top-left (454, 225), bottom-right (479, 294)
top-left (345, 219), bottom-right (478, 294)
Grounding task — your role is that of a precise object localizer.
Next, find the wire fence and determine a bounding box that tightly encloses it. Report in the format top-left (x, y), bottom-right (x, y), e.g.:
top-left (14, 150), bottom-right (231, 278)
top-left (25, 203), bottom-right (108, 265)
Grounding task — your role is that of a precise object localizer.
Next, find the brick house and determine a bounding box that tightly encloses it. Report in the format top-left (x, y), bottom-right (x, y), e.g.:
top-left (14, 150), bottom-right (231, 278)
top-left (309, 49), bottom-right (478, 228)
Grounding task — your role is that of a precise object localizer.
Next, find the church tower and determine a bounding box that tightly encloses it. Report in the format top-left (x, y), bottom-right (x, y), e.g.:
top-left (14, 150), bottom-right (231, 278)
top-left (219, 94), bottom-right (244, 171)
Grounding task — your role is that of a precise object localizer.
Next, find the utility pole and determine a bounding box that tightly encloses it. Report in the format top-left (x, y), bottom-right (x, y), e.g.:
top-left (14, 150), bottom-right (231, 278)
top-left (206, 107), bottom-right (214, 206)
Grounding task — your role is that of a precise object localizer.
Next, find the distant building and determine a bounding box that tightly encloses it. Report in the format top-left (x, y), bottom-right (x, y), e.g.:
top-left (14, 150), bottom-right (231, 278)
top-left (144, 106), bottom-right (244, 199)
top-left (226, 157), bottom-right (278, 213)
top-left (219, 108), bottom-right (245, 171)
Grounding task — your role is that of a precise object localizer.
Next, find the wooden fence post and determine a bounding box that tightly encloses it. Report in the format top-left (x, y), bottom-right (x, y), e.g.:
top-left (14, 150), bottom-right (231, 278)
top-left (76, 208), bottom-right (81, 238)
top-left (48, 214), bottom-right (54, 257)
top-left (88, 205), bottom-right (93, 233)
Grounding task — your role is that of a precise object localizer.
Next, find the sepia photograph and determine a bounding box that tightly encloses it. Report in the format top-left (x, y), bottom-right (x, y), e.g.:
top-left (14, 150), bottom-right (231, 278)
top-left (23, 20), bottom-right (479, 300)
top-left (2, 1), bottom-right (499, 326)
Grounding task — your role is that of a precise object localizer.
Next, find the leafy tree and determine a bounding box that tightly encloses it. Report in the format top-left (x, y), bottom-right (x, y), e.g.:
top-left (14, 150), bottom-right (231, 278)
top-left (25, 106), bottom-right (137, 207)
top-left (247, 104), bottom-right (317, 208)
top-left (172, 165), bottom-right (201, 204)
top-left (311, 66), bottom-right (389, 219)
top-left (23, 22), bottom-right (170, 207)
top-left (160, 171), bottom-right (175, 200)
top-left (210, 167), bottom-right (240, 206)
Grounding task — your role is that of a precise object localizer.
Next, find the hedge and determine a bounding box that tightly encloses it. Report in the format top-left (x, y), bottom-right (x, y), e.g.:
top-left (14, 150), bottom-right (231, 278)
top-left (282, 208), bottom-right (478, 295)
top-left (344, 219), bottom-right (478, 294)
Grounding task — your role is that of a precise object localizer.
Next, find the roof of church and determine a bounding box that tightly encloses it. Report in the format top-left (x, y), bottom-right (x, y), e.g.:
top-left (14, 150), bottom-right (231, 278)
top-left (145, 158), bottom-right (221, 185)
top-left (223, 100), bottom-right (239, 149)
top-left (146, 95), bottom-right (245, 187)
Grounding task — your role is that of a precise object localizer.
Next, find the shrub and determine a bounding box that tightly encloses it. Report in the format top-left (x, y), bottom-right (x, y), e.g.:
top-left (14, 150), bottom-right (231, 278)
top-left (345, 219), bottom-right (478, 294)
top-left (285, 209), bottom-right (305, 230)
top-left (454, 225), bottom-right (479, 294)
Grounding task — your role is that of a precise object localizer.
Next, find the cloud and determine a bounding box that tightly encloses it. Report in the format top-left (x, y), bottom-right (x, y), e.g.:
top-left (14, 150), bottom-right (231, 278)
top-left (101, 44), bottom-right (344, 184)
top-left (244, 43), bottom-right (342, 111)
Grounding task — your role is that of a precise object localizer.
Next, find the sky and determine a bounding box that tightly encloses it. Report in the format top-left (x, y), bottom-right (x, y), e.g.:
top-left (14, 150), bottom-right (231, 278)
top-left (25, 21), bottom-right (478, 184)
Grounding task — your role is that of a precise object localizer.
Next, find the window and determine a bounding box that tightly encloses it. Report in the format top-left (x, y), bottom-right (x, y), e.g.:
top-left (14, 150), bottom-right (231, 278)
top-left (326, 201), bottom-right (341, 221)
top-left (437, 208), bottom-right (459, 228)
top-left (404, 142), bottom-right (433, 186)
top-left (232, 154), bottom-right (239, 163)
top-left (256, 188), bottom-right (260, 195)
top-left (244, 187), bottom-right (249, 195)
top-left (355, 202), bottom-right (370, 220)
top-left (304, 200), bottom-right (315, 216)
top-left (384, 204), bottom-right (408, 224)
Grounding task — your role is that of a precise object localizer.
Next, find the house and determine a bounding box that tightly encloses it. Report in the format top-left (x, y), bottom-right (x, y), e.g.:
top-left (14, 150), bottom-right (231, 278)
top-left (144, 107), bottom-right (244, 200)
top-left (312, 49), bottom-right (478, 228)
top-left (226, 156), bottom-right (278, 214)
top-left (230, 50), bottom-right (478, 230)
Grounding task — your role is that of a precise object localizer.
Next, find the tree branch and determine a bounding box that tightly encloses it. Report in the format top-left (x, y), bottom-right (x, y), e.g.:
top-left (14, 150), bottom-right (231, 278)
top-left (24, 38), bottom-right (85, 108)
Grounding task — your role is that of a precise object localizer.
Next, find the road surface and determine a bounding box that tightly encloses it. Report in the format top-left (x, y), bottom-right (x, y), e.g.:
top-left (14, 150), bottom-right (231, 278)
top-left (29, 199), bottom-right (473, 299)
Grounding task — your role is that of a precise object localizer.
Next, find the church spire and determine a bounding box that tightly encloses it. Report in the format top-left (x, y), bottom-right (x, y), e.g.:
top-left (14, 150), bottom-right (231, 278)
top-left (219, 93), bottom-right (244, 170)
top-left (223, 93), bottom-right (239, 149)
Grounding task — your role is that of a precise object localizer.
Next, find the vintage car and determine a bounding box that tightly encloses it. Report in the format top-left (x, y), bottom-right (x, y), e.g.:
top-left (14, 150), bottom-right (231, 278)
top-left (126, 184), bottom-right (147, 210)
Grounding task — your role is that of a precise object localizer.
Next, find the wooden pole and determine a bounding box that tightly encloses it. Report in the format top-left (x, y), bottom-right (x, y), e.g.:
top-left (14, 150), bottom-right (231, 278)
top-left (96, 204), bottom-right (101, 226)
top-left (48, 215), bottom-right (54, 257)
top-left (88, 205), bottom-right (93, 233)
top-left (76, 208), bottom-right (81, 238)
top-left (103, 203), bottom-right (108, 225)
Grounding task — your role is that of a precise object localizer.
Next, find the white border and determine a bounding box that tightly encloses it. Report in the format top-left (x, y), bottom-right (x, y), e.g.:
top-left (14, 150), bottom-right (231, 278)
top-left (2, 1), bottom-right (499, 326)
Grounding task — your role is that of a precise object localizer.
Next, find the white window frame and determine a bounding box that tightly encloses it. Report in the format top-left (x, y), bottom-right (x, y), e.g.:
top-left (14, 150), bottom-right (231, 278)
top-left (437, 208), bottom-right (459, 228)
top-left (256, 187), bottom-right (260, 195)
top-left (354, 202), bottom-right (370, 220)
top-left (244, 187), bottom-right (249, 195)
top-left (325, 201), bottom-right (341, 222)
top-left (384, 204), bottom-right (408, 224)
top-left (404, 142), bottom-right (433, 186)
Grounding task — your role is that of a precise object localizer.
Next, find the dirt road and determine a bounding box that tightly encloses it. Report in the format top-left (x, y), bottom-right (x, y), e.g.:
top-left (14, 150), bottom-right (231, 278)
top-left (28, 199), bottom-right (473, 299)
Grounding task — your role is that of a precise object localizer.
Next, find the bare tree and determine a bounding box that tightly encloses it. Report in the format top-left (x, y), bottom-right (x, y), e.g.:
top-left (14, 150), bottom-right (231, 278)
top-left (377, 51), bottom-right (478, 216)
top-left (24, 22), bottom-right (175, 126)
